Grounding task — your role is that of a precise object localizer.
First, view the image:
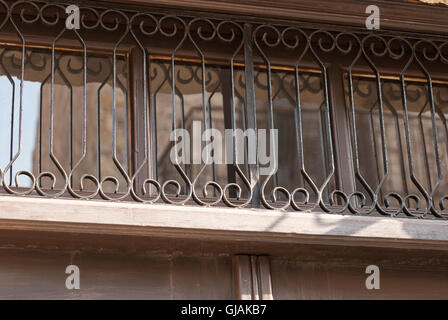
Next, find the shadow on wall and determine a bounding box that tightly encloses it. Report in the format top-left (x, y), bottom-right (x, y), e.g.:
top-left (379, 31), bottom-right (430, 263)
top-left (262, 206), bottom-right (448, 242)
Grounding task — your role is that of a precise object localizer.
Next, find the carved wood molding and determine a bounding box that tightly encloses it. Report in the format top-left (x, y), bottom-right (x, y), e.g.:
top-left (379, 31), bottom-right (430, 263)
top-left (100, 0), bottom-right (448, 36)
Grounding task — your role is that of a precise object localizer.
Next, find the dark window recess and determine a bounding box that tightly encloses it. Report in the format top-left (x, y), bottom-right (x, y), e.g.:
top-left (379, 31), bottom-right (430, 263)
top-left (0, 47), bottom-right (129, 197)
top-left (0, 0), bottom-right (447, 219)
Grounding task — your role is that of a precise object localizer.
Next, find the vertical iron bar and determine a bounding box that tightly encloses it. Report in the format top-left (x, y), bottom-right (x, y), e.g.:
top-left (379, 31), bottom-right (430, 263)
top-left (97, 83), bottom-right (102, 181)
top-left (9, 79), bottom-right (15, 186)
top-left (207, 86), bottom-right (217, 197)
top-left (130, 48), bottom-right (148, 197)
top-left (123, 82), bottom-right (130, 175)
top-left (243, 23), bottom-right (260, 208)
top-left (151, 81), bottom-right (159, 182)
top-left (369, 105), bottom-right (382, 199)
top-left (418, 111), bottom-right (433, 189)
top-left (426, 76), bottom-right (442, 212)
top-left (179, 94), bottom-right (188, 195)
top-left (222, 68), bottom-right (237, 198)
top-left (319, 101), bottom-right (331, 202)
top-left (327, 66), bottom-right (355, 205)
top-left (68, 57), bottom-right (74, 188)
top-left (38, 83), bottom-right (43, 177)
top-left (374, 69), bottom-right (389, 211)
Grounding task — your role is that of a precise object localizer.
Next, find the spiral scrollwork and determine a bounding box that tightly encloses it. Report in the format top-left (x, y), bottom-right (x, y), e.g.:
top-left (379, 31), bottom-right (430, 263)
top-left (0, 0), bottom-right (445, 220)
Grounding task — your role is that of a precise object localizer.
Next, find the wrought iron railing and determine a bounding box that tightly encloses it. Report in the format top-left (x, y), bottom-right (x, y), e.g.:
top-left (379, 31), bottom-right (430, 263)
top-left (0, 0), bottom-right (448, 219)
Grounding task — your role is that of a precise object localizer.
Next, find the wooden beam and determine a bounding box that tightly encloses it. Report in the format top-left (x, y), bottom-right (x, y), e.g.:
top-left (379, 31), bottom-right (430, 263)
top-left (232, 255), bottom-right (253, 300)
top-left (99, 0), bottom-right (448, 36)
top-left (0, 196), bottom-right (447, 251)
top-left (258, 256), bottom-right (273, 300)
top-left (232, 255), bottom-right (274, 300)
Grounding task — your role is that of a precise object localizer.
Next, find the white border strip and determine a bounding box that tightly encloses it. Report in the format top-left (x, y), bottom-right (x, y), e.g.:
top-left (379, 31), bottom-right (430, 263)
top-left (0, 196), bottom-right (447, 248)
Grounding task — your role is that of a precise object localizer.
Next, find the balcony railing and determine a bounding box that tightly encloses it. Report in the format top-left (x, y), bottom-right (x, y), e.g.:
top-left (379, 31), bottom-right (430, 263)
top-left (0, 0), bottom-right (448, 219)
